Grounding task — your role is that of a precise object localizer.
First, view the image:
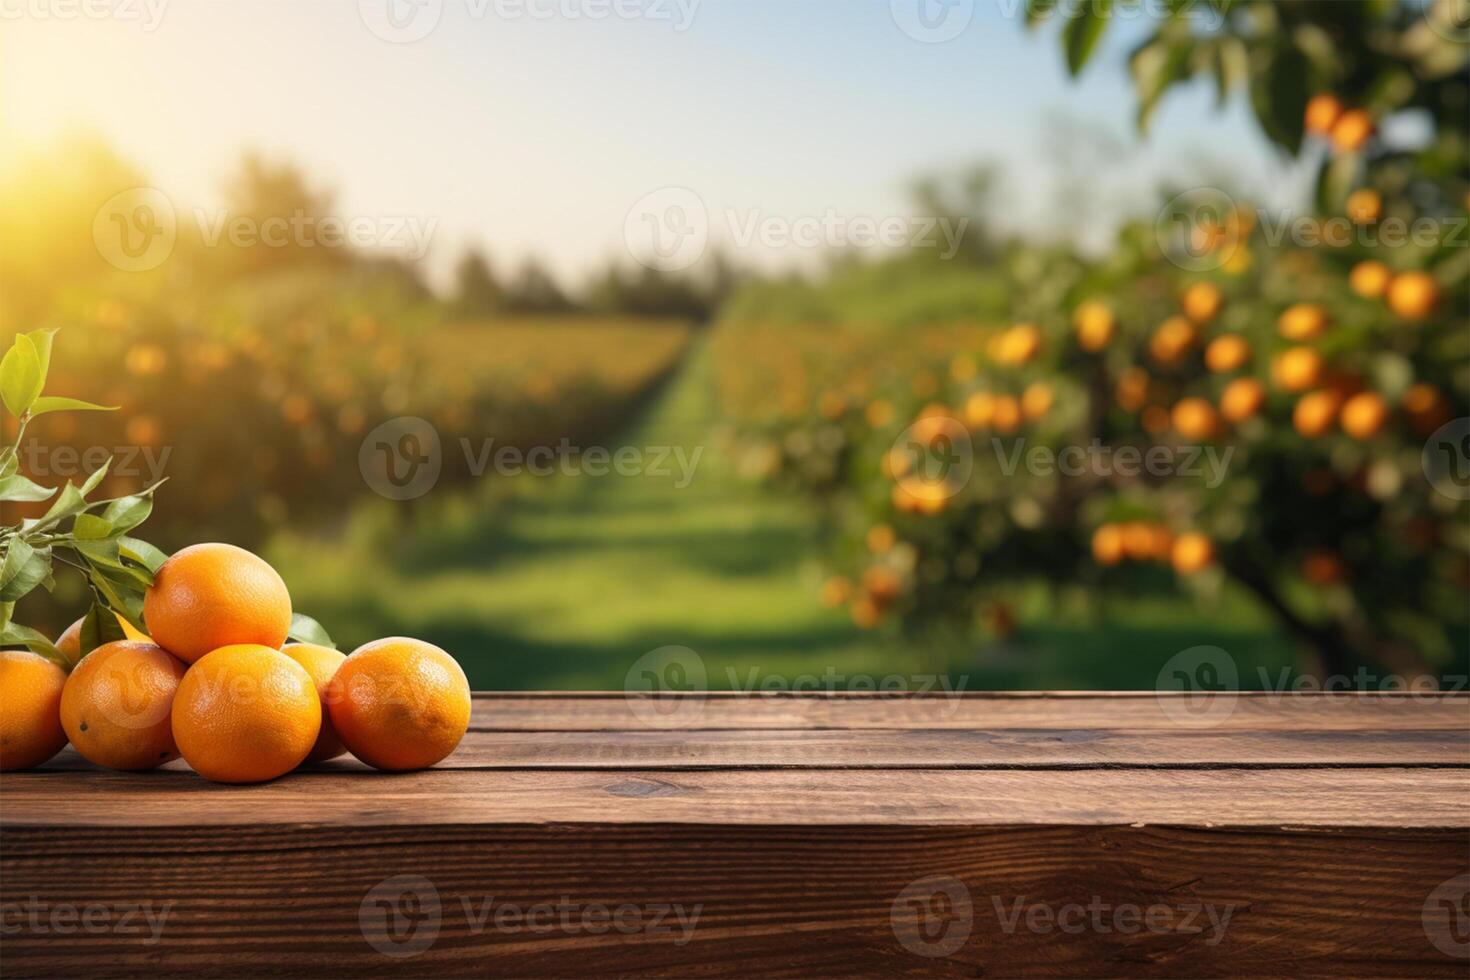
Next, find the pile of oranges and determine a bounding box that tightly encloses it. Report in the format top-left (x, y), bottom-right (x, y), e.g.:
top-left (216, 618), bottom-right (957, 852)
top-left (0, 543), bottom-right (470, 782)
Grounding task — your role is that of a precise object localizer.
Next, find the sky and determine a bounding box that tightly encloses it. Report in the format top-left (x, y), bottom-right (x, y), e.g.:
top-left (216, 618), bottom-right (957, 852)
top-left (1, 0), bottom-right (1310, 288)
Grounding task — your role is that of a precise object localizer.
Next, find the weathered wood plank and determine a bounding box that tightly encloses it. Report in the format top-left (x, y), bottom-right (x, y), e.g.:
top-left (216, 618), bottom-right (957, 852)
top-left (2, 768), bottom-right (1466, 827)
top-left (0, 823), bottom-right (1463, 978)
top-left (30, 725), bottom-right (1470, 774)
top-left (468, 692), bottom-right (1470, 732)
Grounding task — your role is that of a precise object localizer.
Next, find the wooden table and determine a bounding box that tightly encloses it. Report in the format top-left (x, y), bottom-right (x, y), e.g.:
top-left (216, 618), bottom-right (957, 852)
top-left (3, 692), bottom-right (1468, 977)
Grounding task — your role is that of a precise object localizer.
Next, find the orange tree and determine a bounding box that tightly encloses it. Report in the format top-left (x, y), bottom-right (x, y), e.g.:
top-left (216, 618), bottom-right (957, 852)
top-left (720, 0), bottom-right (1468, 677)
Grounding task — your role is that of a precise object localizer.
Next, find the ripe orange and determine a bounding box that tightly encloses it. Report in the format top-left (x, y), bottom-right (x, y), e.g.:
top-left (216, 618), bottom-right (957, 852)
top-left (171, 644), bottom-right (321, 783)
top-left (1386, 271), bottom-right (1439, 321)
top-left (1116, 368), bottom-right (1150, 411)
top-left (1121, 522), bottom-right (1157, 562)
top-left (1293, 390), bottom-right (1342, 438)
top-left (1171, 533), bottom-right (1215, 575)
top-left (1330, 109), bottom-right (1374, 153)
top-left (1278, 303), bottom-right (1330, 342)
top-left (1349, 260), bottom-right (1392, 299)
top-left (1146, 525), bottom-right (1175, 563)
top-left (1073, 300), bottom-right (1116, 351)
top-left (281, 643), bottom-right (348, 763)
top-left (1204, 334), bottom-right (1251, 373)
top-left (867, 524), bottom-right (896, 555)
top-left (1180, 283), bottom-right (1224, 325)
top-left (60, 641), bottom-right (187, 771)
top-left (0, 650), bottom-right (69, 771)
top-left (1403, 383), bottom-right (1451, 436)
top-left (144, 543), bottom-right (292, 663)
top-left (1304, 94), bottom-right (1344, 135)
top-left (1172, 398), bottom-right (1220, 441)
top-left (1021, 382), bottom-right (1054, 420)
top-left (1220, 377), bottom-right (1267, 423)
top-left (1302, 550), bottom-right (1348, 585)
top-left (1091, 524), bottom-right (1124, 567)
top-left (1272, 347), bottom-right (1325, 392)
top-left (865, 399), bottom-right (894, 428)
top-left (1345, 189), bottom-right (1382, 225)
top-left (1340, 391), bottom-right (1390, 440)
top-left (56, 613), bottom-right (151, 668)
top-left (1150, 316), bottom-right (1199, 365)
top-left (326, 638), bottom-right (470, 771)
top-left (850, 595), bottom-right (881, 630)
top-left (820, 576), bottom-right (853, 609)
top-left (991, 395), bottom-right (1023, 434)
top-left (995, 324), bottom-right (1042, 366)
top-left (964, 391), bottom-right (995, 429)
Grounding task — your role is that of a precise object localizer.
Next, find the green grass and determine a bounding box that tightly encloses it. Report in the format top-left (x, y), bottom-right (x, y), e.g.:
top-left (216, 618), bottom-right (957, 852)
top-left (269, 336), bottom-right (1299, 691)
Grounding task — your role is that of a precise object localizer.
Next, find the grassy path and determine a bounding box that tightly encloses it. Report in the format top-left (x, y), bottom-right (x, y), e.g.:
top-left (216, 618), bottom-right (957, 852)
top-left (273, 334), bottom-right (1297, 691)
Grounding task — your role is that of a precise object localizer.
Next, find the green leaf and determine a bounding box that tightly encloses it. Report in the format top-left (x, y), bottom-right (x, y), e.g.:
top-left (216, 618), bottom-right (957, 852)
top-left (102, 494), bottom-right (152, 534)
top-left (73, 513), bottom-right (114, 540)
top-left (288, 613), bottom-right (336, 650)
top-left (86, 564), bottom-right (145, 626)
top-left (1062, 0), bottom-right (1111, 77)
top-left (1024, 0), bottom-right (1059, 27)
top-left (1131, 35), bottom-right (1192, 134)
top-left (0, 601), bottom-right (12, 629)
top-left (25, 328), bottom-right (56, 392)
top-left (28, 396), bottom-right (118, 417)
top-left (79, 458), bottom-right (112, 497)
top-left (119, 536), bottom-right (169, 574)
top-left (0, 333), bottom-right (43, 417)
top-left (0, 473), bottom-right (57, 503)
top-left (1249, 41), bottom-right (1310, 154)
top-left (37, 483), bottom-right (88, 527)
top-left (79, 599), bottom-right (127, 660)
top-left (0, 621), bottom-right (68, 670)
top-left (0, 539), bottom-right (50, 603)
top-left (0, 450), bottom-right (17, 479)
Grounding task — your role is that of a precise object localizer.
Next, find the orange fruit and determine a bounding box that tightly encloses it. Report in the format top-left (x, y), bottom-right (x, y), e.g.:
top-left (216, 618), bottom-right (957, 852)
top-left (1330, 109), bottom-right (1374, 153)
top-left (281, 643), bottom-right (348, 763)
top-left (1304, 94), bottom-right (1344, 135)
top-left (1403, 383), bottom-right (1452, 436)
top-left (862, 566), bottom-right (901, 604)
top-left (1091, 524), bottom-right (1124, 567)
top-left (1272, 347), bottom-right (1325, 392)
top-left (326, 638), bottom-right (470, 772)
top-left (60, 641), bottom-right (186, 771)
top-left (1345, 189), bottom-right (1382, 225)
top-left (144, 543), bottom-right (292, 663)
top-left (1116, 368), bottom-right (1150, 411)
top-left (1340, 391), bottom-right (1389, 440)
top-left (1278, 303), bottom-right (1330, 342)
top-left (867, 524), bottom-right (896, 554)
top-left (1386, 271), bottom-right (1438, 321)
top-left (850, 596), bottom-right (881, 630)
top-left (1303, 550), bottom-right (1348, 585)
top-left (0, 650), bottom-right (69, 771)
top-left (1073, 300), bottom-right (1116, 351)
top-left (1172, 398), bottom-right (1220, 441)
top-left (964, 391), bottom-right (995, 429)
top-left (1121, 522), bottom-right (1157, 562)
top-left (820, 576), bottom-right (853, 609)
top-left (1150, 316), bottom-right (1198, 365)
top-left (1220, 377), bottom-right (1267, 423)
top-left (56, 613), bottom-right (151, 668)
top-left (1293, 390), bottom-right (1341, 438)
top-left (991, 395), bottom-right (1022, 434)
top-left (171, 644), bottom-right (320, 783)
top-left (1171, 533), bottom-right (1215, 575)
top-left (1021, 382), bottom-right (1054, 420)
top-left (864, 399), bottom-right (893, 428)
top-left (1349, 260), bottom-right (1392, 299)
top-left (1204, 334), bottom-right (1251, 373)
top-left (1181, 283), bottom-right (1224, 325)
top-left (1146, 525), bottom-right (1175, 563)
top-left (995, 324), bottom-right (1042, 366)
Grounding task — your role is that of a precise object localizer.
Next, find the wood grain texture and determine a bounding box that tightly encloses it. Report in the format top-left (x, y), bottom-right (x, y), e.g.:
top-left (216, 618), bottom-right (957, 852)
top-left (1, 824), bottom-right (1465, 978)
top-left (3, 692), bottom-right (1467, 978)
top-left (468, 691), bottom-right (1470, 732)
